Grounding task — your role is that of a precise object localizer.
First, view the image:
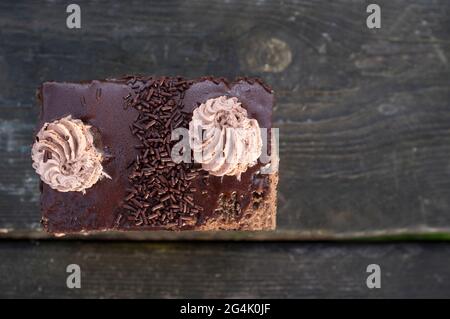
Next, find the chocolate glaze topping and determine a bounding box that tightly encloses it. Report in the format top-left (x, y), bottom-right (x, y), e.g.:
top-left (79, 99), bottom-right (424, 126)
top-left (38, 76), bottom-right (274, 233)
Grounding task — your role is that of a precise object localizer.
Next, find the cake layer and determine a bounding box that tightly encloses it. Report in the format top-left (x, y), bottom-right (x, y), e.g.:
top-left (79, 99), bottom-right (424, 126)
top-left (36, 76), bottom-right (278, 233)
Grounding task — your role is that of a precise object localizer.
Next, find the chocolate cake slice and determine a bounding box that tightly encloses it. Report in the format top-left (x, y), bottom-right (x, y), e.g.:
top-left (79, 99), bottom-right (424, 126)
top-left (33, 76), bottom-right (279, 234)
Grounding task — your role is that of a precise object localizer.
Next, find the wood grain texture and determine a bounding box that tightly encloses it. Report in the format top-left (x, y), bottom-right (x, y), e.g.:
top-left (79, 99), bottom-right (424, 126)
top-left (0, 0), bottom-right (449, 238)
top-left (0, 241), bottom-right (449, 298)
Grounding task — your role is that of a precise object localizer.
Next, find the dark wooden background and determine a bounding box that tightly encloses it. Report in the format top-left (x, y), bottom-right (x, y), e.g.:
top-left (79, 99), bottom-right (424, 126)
top-left (0, 0), bottom-right (449, 298)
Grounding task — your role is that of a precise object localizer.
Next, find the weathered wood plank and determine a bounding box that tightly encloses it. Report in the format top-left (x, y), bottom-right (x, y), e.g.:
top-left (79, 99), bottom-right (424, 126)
top-left (0, 242), bottom-right (449, 298)
top-left (0, 0), bottom-right (449, 238)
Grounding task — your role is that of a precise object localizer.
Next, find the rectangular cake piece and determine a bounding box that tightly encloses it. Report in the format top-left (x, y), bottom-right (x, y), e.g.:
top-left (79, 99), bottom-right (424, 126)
top-left (33, 76), bottom-right (279, 233)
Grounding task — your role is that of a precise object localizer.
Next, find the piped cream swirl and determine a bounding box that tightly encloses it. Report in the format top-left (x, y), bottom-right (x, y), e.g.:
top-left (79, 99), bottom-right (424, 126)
top-left (31, 116), bottom-right (110, 193)
top-left (189, 96), bottom-right (262, 179)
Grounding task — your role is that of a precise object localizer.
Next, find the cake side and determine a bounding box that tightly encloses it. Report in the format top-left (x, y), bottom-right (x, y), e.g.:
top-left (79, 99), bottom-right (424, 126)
top-left (198, 173), bottom-right (278, 231)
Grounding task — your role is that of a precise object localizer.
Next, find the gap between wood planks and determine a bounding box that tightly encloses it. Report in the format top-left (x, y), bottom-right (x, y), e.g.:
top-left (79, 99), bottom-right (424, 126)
top-left (1, 227), bottom-right (450, 241)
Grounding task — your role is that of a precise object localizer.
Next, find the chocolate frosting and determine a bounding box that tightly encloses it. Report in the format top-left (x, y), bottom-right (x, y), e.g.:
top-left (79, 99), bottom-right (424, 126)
top-left (32, 116), bottom-right (109, 193)
top-left (189, 96), bottom-right (262, 180)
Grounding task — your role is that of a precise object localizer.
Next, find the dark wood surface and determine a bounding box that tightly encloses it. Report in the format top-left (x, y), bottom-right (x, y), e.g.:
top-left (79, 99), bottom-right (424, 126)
top-left (0, 0), bottom-right (449, 298)
top-left (0, 241), bottom-right (449, 298)
top-left (1, 0), bottom-right (449, 239)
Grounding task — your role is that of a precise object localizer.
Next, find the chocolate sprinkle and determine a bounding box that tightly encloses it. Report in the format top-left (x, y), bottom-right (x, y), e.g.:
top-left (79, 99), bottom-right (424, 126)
top-left (121, 76), bottom-right (201, 228)
top-left (96, 88), bottom-right (102, 101)
top-left (80, 96), bottom-right (87, 107)
top-left (43, 150), bottom-right (52, 163)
